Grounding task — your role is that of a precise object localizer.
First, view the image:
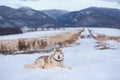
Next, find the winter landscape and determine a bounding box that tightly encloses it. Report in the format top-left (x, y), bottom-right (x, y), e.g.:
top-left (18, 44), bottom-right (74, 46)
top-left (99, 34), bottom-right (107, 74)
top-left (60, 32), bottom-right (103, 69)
top-left (0, 28), bottom-right (120, 80)
top-left (0, 0), bottom-right (120, 80)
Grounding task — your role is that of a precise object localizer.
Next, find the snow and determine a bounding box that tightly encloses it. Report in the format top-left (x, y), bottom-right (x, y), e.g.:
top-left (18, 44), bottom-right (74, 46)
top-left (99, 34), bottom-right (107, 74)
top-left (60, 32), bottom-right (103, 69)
top-left (104, 40), bottom-right (120, 49)
top-left (0, 28), bottom-right (120, 80)
top-left (88, 28), bottom-right (120, 36)
top-left (85, 11), bottom-right (93, 15)
top-left (25, 10), bottom-right (35, 16)
top-left (73, 18), bottom-right (78, 22)
top-left (42, 15), bottom-right (47, 18)
top-left (41, 24), bottom-right (54, 27)
top-left (0, 29), bottom-right (78, 40)
top-left (0, 15), bottom-right (3, 20)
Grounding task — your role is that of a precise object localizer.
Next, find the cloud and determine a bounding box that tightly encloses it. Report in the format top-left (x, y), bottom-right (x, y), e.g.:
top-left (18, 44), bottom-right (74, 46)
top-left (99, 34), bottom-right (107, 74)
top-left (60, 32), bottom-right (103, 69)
top-left (20, 0), bottom-right (39, 1)
top-left (102, 0), bottom-right (120, 3)
top-left (0, 0), bottom-right (120, 11)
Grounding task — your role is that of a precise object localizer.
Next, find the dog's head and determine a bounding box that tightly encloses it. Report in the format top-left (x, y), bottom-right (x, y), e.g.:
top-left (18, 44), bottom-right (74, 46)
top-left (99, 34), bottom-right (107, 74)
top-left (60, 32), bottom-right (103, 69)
top-left (53, 48), bottom-right (64, 61)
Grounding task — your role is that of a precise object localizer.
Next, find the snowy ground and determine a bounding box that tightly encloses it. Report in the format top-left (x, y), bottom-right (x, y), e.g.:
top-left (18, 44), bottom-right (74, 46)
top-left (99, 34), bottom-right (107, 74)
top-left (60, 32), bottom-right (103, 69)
top-left (0, 28), bottom-right (120, 80)
top-left (87, 28), bottom-right (120, 36)
top-left (0, 28), bottom-right (79, 40)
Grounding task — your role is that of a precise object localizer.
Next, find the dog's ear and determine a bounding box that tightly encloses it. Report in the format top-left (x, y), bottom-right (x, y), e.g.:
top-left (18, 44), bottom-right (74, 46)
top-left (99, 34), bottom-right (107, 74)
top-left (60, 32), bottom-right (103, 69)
top-left (53, 48), bottom-right (56, 52)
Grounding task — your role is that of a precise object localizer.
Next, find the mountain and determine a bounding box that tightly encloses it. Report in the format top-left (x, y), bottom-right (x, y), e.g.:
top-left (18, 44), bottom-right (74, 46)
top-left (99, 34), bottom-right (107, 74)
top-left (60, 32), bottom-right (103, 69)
top-left (0, 6), bottom-right (58, 28)
top-left (57, 7), bottom-right (120, 28)
top-left (0, 6), bottom-right (120, 30)
top-left (41, 9), bottom-right (68, 19)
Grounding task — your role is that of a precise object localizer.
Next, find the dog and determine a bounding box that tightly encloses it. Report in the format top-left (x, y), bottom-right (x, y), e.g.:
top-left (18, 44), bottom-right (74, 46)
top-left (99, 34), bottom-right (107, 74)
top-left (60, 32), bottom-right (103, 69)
top-left (24, 48), bottom-right (69, 69)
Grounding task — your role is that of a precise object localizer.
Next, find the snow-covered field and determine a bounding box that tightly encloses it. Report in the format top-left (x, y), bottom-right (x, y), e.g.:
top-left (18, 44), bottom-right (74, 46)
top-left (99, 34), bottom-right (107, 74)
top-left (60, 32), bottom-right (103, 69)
top-left (0, 28), bottom-right (120, 80)
top-left (87, 28), bottom-right (120, 36)
top-left (0, 28), bottom-right (79, 40)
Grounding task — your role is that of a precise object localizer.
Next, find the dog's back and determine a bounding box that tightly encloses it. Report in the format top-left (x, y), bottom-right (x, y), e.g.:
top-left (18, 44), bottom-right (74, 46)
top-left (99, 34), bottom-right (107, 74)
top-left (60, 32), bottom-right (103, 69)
top-left (24, 56), bottom-right (49, 69)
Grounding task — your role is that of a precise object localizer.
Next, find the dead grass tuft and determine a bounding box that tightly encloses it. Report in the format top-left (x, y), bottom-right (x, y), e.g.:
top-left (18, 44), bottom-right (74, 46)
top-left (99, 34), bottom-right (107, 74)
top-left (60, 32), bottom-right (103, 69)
top-left (0, 29), bottom-right (83, 54)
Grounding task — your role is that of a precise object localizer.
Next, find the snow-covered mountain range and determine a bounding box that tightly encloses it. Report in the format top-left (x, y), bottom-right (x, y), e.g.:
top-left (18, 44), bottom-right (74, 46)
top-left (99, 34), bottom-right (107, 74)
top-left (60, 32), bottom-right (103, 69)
top-left (0, 6), bottom-right (120, 35)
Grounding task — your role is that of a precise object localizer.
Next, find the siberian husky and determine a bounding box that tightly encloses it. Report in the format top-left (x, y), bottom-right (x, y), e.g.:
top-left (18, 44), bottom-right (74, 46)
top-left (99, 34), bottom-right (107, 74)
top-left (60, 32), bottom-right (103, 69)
top-left (24, 48), bottom-right (70, 69)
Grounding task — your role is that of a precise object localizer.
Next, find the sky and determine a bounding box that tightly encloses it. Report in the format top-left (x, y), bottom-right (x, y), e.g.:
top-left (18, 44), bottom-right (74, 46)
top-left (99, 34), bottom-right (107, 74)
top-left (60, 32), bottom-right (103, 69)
top-left (0, 0), bottom-right (120, 11)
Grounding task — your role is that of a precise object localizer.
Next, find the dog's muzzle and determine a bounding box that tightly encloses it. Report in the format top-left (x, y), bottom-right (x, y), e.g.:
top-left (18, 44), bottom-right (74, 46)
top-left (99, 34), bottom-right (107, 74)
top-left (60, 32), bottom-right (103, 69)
top-left (54, 54), bottom-right (64, 61)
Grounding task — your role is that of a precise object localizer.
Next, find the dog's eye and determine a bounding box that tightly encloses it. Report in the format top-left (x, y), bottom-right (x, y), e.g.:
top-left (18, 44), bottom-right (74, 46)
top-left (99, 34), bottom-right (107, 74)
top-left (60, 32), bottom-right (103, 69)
top-left (59, 54), bottom-right (63, 58)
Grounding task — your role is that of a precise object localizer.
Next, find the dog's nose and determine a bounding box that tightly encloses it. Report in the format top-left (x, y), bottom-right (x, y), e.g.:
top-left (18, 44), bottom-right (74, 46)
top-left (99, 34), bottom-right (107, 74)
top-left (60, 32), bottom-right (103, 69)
top-left (58, 55), bottom-right (60, 59)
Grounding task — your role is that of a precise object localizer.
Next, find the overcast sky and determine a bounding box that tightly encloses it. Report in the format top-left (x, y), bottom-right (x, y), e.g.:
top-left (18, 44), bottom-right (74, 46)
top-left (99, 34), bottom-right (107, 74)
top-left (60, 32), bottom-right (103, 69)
top-left (0, 0), bottom-right (120, 11)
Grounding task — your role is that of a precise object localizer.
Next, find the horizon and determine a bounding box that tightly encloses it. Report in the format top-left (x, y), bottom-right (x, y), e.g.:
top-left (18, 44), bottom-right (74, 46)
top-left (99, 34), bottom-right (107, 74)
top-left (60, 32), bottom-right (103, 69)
top-left (0, 0), bottom-right (120, 11)
top-left (1, 5), bottom-right (120, 11)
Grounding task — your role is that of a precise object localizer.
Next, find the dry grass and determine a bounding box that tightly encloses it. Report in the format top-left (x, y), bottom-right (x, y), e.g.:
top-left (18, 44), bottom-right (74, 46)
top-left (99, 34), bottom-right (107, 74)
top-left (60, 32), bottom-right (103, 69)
top-left (47, 30), bottom-right (83, 48)
top-left (88, 29), bottom-right (120, 42)
top-left (0, 29), bottom-right (83, 54)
